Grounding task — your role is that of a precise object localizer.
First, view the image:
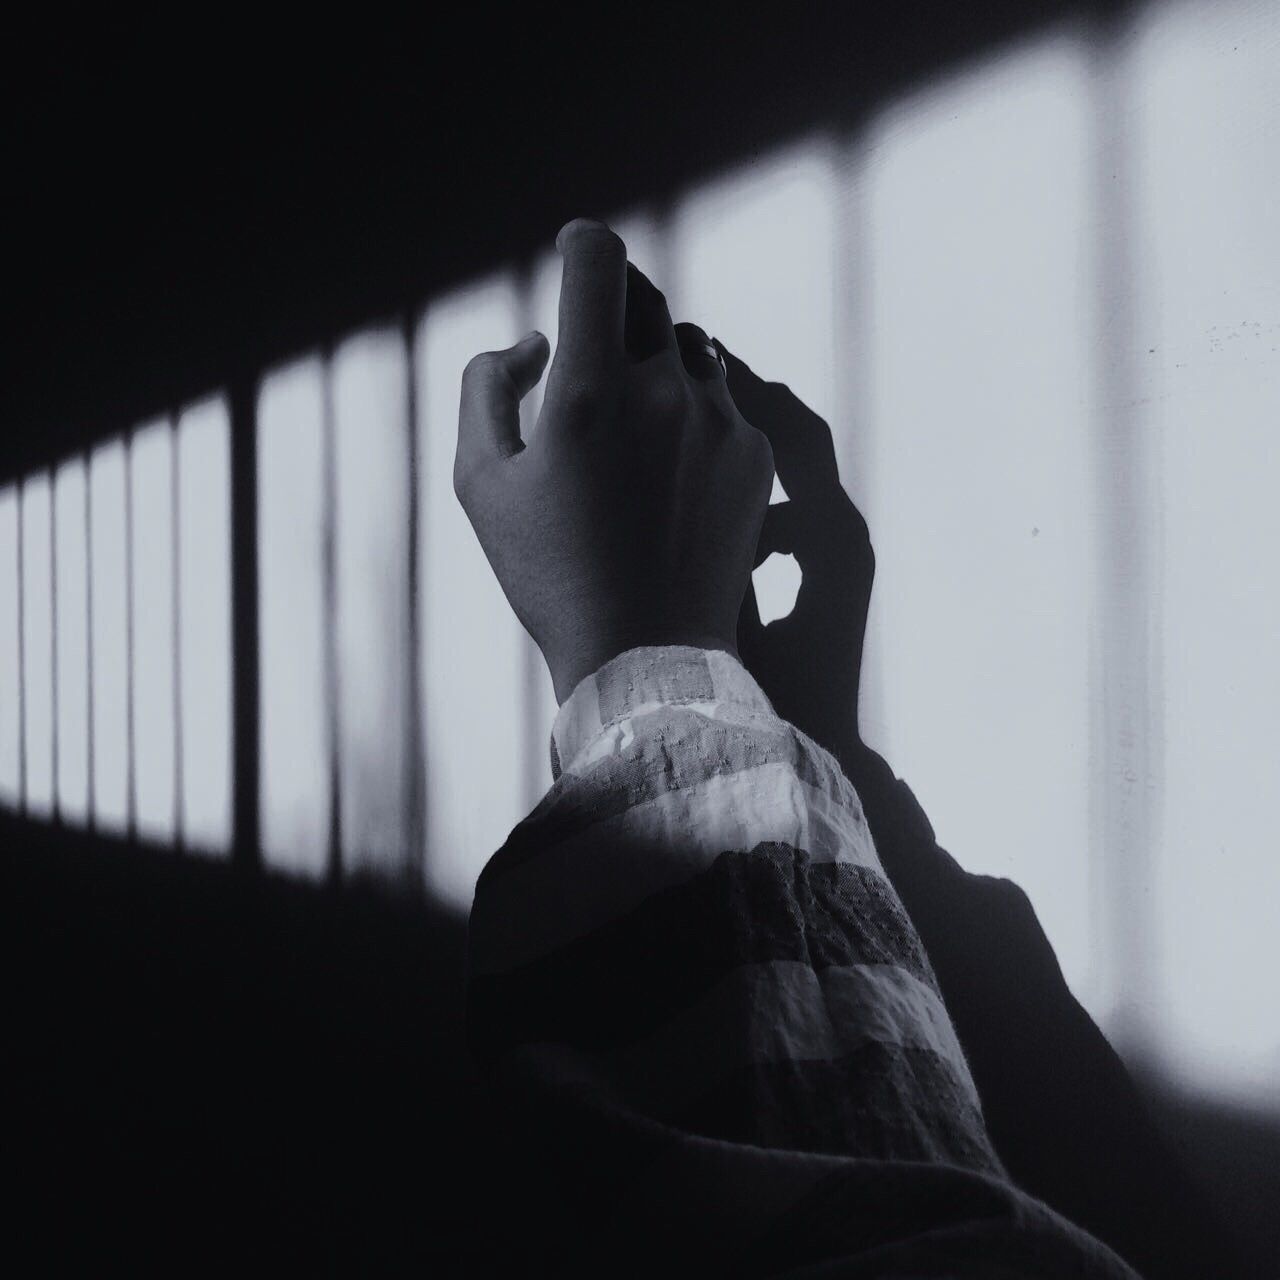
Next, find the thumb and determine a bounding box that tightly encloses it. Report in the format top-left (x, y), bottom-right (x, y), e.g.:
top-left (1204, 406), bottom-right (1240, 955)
top-left (458, 331), bottom-right (550, 469)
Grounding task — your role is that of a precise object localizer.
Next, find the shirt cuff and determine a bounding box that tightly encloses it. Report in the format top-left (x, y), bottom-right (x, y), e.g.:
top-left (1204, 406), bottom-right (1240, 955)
top-left (550, 645), bottom-right (777, 780)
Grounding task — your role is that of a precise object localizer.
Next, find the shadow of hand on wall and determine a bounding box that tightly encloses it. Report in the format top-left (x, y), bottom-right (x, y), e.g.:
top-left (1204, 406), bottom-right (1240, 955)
top-left (718, 340), bottom-right (977, 950)
top-left (718, 337), bottom-right (982, 924)
top-left (721, 340), bottom-right (873, 787)
top-left (715, 340), bottom-right (1247, 1279)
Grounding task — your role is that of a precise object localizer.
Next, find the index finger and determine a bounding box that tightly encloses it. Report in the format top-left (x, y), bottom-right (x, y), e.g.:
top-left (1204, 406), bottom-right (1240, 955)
top-left (553, 218), bottom-right (627, 375)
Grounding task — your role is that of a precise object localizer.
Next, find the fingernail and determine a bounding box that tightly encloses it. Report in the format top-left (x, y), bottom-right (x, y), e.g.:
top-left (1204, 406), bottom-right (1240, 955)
top-left (519, 329), bottom-right (545, 344)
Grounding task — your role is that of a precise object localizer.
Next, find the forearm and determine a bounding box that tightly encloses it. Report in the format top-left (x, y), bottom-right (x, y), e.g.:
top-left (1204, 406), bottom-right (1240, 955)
top-left (471, 648), bottom-right (994, 1164)
top-left (466, 647), bottom-right (1137, 1276)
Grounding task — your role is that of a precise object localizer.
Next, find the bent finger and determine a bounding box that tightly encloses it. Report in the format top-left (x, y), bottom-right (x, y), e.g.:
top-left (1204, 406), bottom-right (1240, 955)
top-left (626, 263), bottom-right (679, 362)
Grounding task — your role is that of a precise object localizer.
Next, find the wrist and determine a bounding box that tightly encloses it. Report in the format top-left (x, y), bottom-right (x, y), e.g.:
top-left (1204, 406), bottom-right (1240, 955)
top-left (546, 628), bottom-right (741, 706)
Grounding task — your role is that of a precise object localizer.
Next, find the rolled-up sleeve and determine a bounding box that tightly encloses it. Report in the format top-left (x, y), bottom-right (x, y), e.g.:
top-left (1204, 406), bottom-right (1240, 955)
top-left (466, 645), bottom-right (1138, 1278)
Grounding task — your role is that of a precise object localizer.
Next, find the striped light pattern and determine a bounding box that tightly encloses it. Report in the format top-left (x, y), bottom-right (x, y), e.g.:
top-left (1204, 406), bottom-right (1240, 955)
top-left (1, 2), bottom-right (1276, 1109)
top-left (20, 474), bottom-right (54, 818)
top-left (53, 458), bottom-right (90, 825)
top-left (130, 418), bottom-right (177, 843)
top-left (177, 398), bottom-right (233, 853)
top-left (258, 357), bottom-right (330, 879)
top-left (0, 487), bottom-right (21, 805)
top-left (89, 440), bottom-right (130, 833)
top-left (332, 330), bottom-right (414, 881)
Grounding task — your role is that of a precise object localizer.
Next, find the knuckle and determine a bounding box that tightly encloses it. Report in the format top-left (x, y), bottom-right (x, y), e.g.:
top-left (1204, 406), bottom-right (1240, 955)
top-left (452, 453), bottom-right (483, 504)
top-left (575, 370), bottom-right (613, 403)
top-left (561, 371), bottom-right (613, 414)
top-left (637, 370), bottom-right (690, 425)
top-left (451, 458), bottom-right (471, 502)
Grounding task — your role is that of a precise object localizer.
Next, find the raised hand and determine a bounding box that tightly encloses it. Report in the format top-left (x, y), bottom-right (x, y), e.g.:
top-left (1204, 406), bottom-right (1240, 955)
top-left (454, 221), bottom-right (775, 704)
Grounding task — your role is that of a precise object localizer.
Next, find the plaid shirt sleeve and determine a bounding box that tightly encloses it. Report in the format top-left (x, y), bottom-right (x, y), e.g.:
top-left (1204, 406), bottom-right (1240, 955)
top-left (466, 645), bottom-right (1140, 1278)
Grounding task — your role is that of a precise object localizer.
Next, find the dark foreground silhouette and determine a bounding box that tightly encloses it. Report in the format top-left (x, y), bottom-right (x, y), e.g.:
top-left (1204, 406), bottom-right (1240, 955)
top-left (0, 806), bottom-right (1266, 1274)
